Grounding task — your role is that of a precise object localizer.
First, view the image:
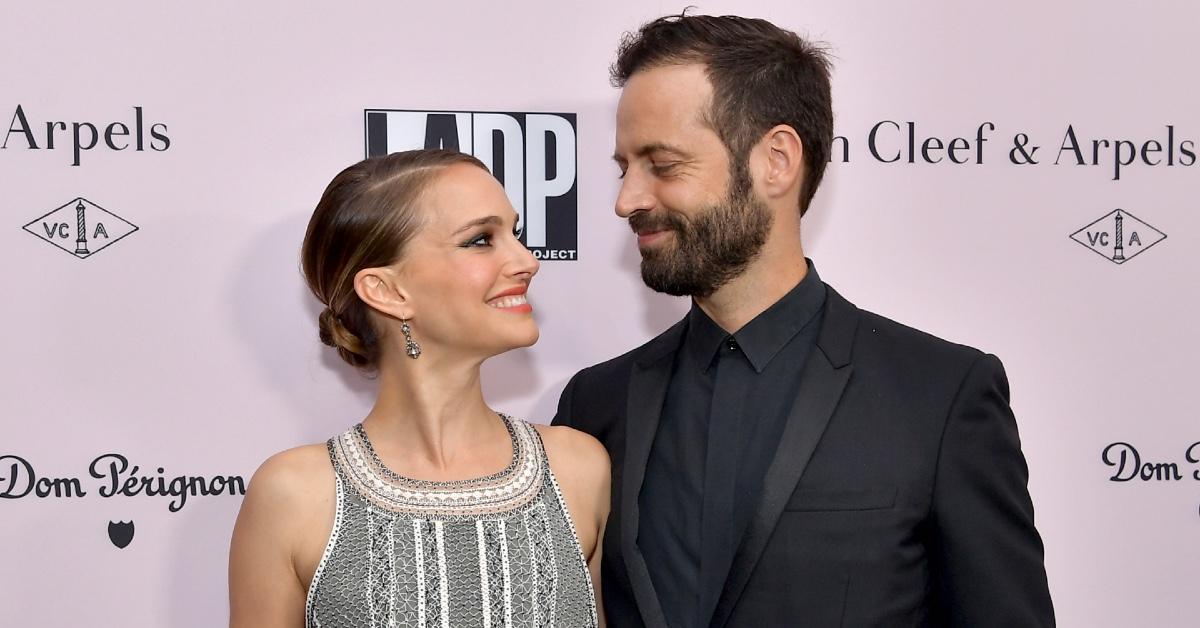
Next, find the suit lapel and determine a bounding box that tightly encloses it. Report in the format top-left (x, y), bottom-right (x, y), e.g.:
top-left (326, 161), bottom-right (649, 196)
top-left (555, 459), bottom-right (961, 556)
top-left (621, 320), bottom-right (686, 628)
top-left (710, 287), bottom-right (860, 628)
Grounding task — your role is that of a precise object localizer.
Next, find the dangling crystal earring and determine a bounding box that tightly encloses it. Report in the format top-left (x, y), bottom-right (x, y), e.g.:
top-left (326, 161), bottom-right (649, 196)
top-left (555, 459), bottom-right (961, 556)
top-left (401, 319), bottom-right (421, 359)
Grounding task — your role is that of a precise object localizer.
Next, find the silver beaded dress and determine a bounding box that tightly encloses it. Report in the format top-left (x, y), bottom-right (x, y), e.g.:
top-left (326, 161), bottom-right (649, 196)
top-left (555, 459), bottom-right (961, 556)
top-left (305, 414), bottom-right (599, 628)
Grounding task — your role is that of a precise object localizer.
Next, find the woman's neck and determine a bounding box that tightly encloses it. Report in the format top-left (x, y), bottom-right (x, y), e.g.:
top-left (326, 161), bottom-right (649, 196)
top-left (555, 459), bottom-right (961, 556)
top-left (361, 352), bottom-right (505, 476)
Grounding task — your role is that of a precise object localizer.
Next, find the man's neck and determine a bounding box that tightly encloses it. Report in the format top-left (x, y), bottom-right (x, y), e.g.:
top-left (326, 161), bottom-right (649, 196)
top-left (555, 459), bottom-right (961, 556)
top-left (695, 244), bottom-right (809, 334)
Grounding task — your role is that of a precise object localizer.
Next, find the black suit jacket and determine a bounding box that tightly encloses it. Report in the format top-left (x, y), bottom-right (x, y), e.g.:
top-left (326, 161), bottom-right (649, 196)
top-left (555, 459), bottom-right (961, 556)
top-left (553, 285), bottom-right (1054, 627)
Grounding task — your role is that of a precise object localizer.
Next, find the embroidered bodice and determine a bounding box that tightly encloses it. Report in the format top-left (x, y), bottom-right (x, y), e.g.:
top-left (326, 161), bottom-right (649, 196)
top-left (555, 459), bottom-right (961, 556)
top-left (306, 414), bottom-right (598, 628)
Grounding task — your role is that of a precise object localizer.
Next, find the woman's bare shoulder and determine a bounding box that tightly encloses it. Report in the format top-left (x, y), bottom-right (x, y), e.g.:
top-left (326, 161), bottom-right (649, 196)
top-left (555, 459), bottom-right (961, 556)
top-left (256, 443), bottom-right (332, 480)
top-left (230, 442), bottom-right (335, 627)
top-left (240, 443), bottom-right (334, 521)
top-left (533, 424), bottom-right (610, 485)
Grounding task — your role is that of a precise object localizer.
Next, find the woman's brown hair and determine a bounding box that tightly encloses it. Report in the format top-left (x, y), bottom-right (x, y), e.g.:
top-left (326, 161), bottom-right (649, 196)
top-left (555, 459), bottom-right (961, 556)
top-left (301, 149), bottom-right (488, 369)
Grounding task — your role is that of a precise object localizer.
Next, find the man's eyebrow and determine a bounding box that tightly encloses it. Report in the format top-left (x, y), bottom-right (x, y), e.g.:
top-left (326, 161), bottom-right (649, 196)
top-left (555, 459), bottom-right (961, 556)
top-left (452, 215), bottom-right (504, 235)
top-left (612, 143), bottom-right (690, 163)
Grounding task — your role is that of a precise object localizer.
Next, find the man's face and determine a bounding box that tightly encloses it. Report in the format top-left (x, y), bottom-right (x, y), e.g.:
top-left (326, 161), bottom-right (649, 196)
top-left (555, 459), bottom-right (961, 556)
top-left (613, 63), bottom-right (771, 298)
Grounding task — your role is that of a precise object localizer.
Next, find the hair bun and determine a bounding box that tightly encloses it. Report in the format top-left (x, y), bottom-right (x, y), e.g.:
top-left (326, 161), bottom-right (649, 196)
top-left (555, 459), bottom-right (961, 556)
top-left (318, 307), bottom-right (370, 367)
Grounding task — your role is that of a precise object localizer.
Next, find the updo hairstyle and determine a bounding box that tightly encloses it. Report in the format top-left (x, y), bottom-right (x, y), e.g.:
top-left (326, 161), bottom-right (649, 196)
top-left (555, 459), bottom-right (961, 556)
top-left (300, 149), bottom-right (488, 369)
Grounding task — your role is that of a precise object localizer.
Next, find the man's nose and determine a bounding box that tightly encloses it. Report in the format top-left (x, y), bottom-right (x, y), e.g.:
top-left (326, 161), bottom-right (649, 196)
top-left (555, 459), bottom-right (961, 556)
top-left (615, 171), bottom-right (655, 218)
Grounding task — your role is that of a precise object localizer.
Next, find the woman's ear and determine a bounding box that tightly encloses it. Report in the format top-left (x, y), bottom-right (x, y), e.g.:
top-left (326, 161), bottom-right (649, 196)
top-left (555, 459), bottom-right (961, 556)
top-left (353, 266), bottom-right (414, 321)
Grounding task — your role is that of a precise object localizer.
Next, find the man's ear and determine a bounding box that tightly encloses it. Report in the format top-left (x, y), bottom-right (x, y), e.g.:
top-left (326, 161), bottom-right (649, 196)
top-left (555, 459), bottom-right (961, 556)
top-left (353, 266), bottom-right (413, 321)
top-left (755, 124), bottom-right (804, 203)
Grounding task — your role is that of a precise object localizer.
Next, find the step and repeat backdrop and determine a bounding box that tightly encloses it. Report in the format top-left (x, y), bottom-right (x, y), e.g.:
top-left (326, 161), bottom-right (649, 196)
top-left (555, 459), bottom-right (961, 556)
top-left (2, 1), bottom-right (1197, 626)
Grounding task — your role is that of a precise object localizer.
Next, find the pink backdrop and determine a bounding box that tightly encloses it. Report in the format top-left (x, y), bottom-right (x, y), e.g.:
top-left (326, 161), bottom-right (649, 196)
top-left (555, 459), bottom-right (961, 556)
top-left (2, 1), bottom-right (1197, 626)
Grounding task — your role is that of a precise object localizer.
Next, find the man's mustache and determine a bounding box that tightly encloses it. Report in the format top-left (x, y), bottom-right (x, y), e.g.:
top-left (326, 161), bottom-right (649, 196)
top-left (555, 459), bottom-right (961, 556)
top-left (628, 211), bottom-right (687, 235)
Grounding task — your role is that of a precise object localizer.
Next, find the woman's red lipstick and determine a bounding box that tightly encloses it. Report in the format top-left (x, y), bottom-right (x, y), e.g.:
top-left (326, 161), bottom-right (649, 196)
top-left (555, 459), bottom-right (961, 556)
top-left (487, 286), bottom-right (532, 313)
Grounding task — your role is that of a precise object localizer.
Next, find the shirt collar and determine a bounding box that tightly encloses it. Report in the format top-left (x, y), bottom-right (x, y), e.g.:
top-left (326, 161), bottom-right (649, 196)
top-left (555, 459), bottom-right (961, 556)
top-left (684, 259), bottom-right (826, 374)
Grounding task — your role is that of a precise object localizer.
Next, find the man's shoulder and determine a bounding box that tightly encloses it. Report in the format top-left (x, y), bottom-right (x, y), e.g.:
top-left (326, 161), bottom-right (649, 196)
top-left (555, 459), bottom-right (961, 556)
top-left (823, 294), bottom-right (1007, 417)
top-left (844, 297), bottom-right (993, 385)
top-left (819, 283), bottom-right (984, 368)
top-left (568, 317), bottom-right (686, 385)
top-left (856, 307), bottom-right (982, 359)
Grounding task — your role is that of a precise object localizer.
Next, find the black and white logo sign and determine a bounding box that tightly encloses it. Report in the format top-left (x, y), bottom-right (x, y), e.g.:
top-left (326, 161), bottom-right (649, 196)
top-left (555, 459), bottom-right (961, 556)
top-left (364, 109), bottom-right (578, 261)
top-left (22, 197), bottom-right (138, 259)
top-left (1070, 209), bottom-right (1166, 265)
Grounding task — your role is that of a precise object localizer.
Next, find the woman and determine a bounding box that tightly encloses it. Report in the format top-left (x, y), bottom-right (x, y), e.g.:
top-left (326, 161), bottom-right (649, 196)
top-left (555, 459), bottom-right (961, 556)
top-left (229, 149), bottom-right (609, 627)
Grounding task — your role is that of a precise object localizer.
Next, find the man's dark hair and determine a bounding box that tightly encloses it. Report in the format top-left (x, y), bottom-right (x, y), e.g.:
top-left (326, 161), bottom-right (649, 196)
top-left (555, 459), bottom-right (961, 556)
top-left (612, 13), bottom-right (833, 215)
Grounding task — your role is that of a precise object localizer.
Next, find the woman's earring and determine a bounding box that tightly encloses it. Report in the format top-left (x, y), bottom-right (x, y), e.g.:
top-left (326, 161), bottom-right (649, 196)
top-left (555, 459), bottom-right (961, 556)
top-left (401, 319), bottom-right (421, 359)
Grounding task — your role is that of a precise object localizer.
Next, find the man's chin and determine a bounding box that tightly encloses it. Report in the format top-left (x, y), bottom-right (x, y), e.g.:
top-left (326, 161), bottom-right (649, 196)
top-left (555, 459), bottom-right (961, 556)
top-left (640, 263), bottom-right (703, 297)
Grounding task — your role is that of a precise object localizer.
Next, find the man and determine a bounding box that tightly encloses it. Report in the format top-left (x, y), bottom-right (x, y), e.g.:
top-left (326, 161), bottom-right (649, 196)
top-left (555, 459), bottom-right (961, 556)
top-left (552, 13), bottom-right (1055, 628)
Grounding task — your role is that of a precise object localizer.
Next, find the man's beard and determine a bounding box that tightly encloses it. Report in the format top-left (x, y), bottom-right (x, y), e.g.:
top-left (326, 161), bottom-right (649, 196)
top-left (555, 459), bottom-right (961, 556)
top-left (628, 165), bottom-right (772, 298)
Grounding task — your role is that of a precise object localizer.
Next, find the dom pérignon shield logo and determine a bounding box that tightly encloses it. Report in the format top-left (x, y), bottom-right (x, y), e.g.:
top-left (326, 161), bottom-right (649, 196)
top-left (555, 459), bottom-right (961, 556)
top-left (108, 520), bottom-right (135, 549)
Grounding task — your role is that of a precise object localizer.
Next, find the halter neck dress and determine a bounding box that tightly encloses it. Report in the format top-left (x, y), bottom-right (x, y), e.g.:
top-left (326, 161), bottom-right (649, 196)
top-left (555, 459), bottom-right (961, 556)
top-left (306, 414), bottom-right (599, 627)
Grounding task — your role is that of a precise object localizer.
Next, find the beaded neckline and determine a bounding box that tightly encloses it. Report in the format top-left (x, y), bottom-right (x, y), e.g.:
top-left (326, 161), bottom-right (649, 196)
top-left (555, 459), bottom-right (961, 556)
top-left (329, 413), bottom-right (545, 518)
top-left (351, 413), bottom-right (521, 489)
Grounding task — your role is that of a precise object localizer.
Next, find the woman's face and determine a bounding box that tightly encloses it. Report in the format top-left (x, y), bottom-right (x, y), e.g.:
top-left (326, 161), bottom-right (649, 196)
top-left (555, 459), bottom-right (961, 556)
top-left (396, 163), bottom-right (540, 359)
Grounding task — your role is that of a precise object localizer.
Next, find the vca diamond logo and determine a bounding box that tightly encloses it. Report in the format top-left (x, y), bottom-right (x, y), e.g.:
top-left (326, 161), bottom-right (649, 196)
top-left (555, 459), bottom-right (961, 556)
top-left (1070, 209), bottom-right (1166, 265)
top-left (22, 197), bottom-right (138, 259)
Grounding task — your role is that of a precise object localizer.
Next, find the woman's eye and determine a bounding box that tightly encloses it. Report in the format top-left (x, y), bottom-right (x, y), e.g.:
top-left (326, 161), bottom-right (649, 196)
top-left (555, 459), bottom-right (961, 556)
top-left (464, 232), bottom-right (492, 247)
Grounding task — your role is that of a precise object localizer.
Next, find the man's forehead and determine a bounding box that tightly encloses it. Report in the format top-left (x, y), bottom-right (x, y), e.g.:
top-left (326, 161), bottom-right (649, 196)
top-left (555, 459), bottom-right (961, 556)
top-left (615, 64), bottom-right (714, 156)
top-left (619, 64), bottom-right (711, 115)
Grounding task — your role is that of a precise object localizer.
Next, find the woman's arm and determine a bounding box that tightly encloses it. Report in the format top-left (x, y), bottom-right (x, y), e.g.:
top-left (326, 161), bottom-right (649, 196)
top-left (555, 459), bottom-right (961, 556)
top-left (229, 446), bottom-right (330, 628)
top-left (589, 480), bottom-right (610, 628)
top-left (536, 424), bottom-right (612, 627)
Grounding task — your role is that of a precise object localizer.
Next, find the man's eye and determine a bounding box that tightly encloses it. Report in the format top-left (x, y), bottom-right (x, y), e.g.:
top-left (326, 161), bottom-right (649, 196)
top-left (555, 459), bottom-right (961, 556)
top-left (651, 162), bottom-right (678, 176)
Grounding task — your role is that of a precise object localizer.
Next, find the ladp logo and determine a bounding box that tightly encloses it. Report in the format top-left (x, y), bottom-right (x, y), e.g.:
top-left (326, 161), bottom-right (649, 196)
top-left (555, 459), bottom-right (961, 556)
top-left (365, 109), bottom-right (577, 260)
top-left (1070, 209), bottom-right (1166, 265)
top-left (22, 197), bottom-right (138, 259)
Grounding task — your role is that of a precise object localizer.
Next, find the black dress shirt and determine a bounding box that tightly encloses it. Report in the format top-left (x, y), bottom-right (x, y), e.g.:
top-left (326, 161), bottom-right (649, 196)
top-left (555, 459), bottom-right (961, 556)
top-left (638, 261), bottom-right (827, 628)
